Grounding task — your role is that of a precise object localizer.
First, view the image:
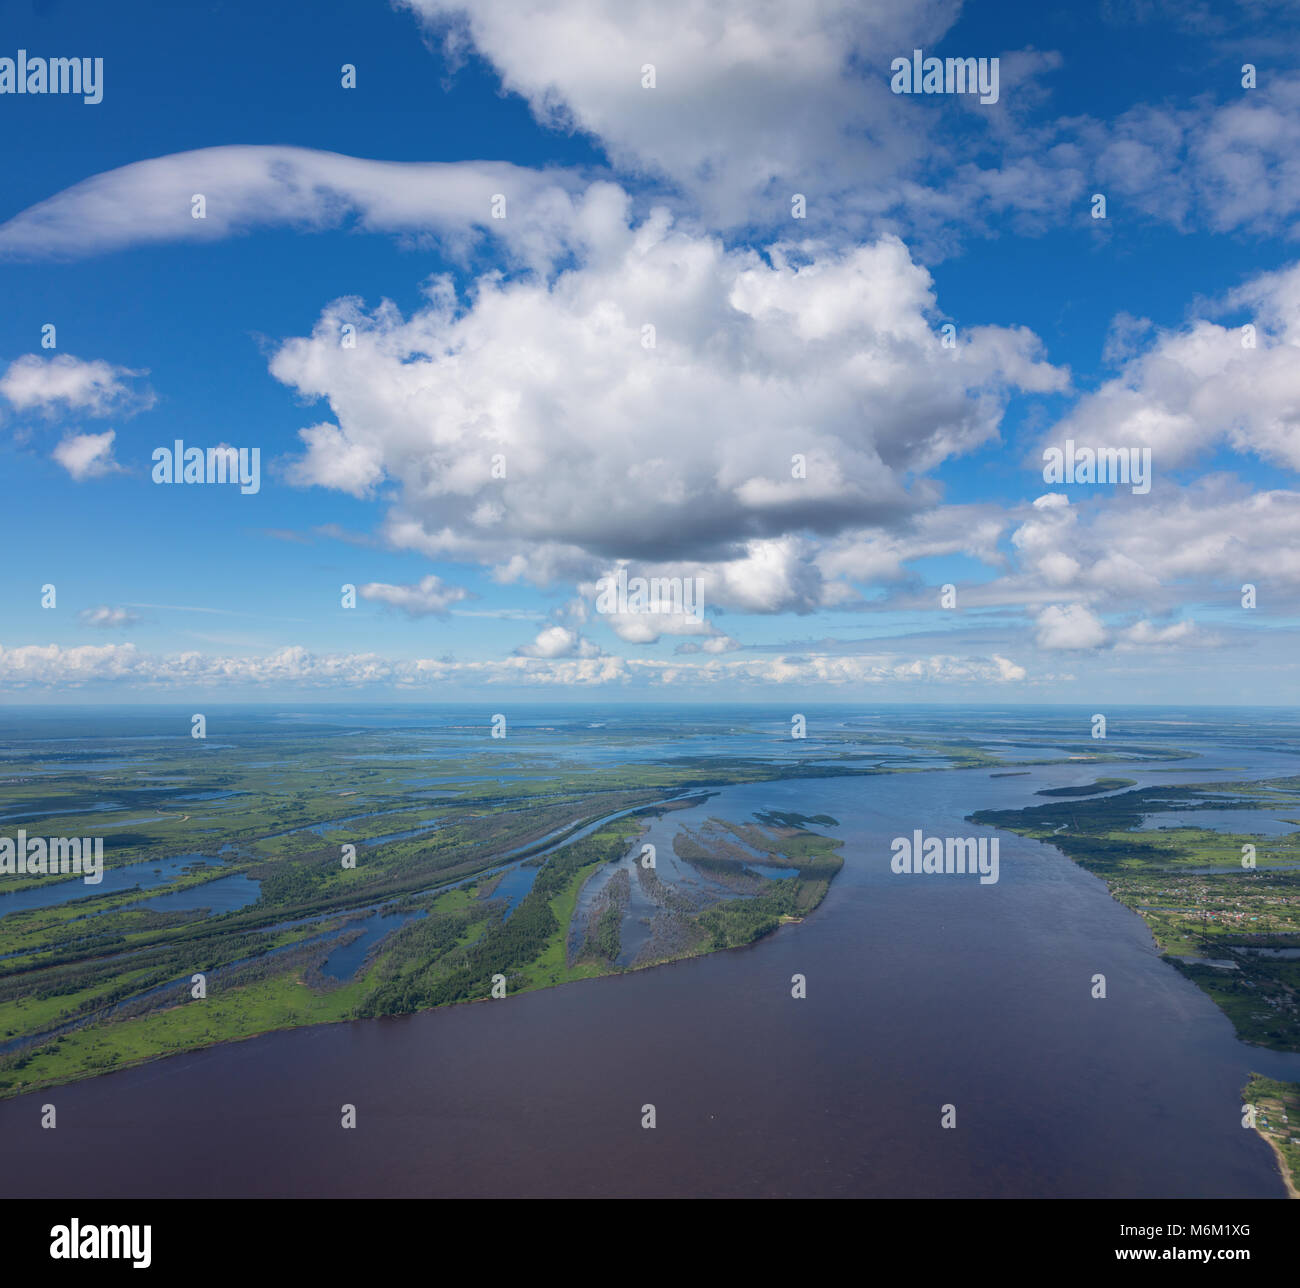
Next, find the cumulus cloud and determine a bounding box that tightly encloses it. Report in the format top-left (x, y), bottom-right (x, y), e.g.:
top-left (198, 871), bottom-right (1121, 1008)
top-left (925, 68), bottom-right (1300, 244)
top-left (596, 608), bottom-right (716, 644)
top-left (1034, 603), bottom-right (1108, 650)
top-left (1043, 260), bottom-right (1300, 472)
top-left (271, 219), bottom-right (1063, 608)
top-left (52, 430), bottom-right (122, 480)
top-left (3, 10), bottom-right (1294, 697)
top-left (286, 423), bottom-right (387, 498)
top-left (1081, 73), bottom-right (1300, 238)
top-left (357, 574), bottom-right (474, 617)
top-left (1019, 483), bottom-right (1300, 603)
top-left (399, 0), bottom-right (962, 225)
top-left (903, 479), bottom-right (1300, 641)
top-left (514, 625), bottom-right (603, 657)
top-left (399, 2), bottom-right (1300, 240)
top-left (0, 354), bottom-right (153, 418)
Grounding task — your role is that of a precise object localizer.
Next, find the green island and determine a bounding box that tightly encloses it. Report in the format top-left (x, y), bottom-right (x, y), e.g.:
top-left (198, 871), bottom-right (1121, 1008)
top-left (0, 720), bottom-right (891, 1099)
top-left (971, 776), bottom-right (1300, 1195)
top-left (1034, 777), bottom-right (1137, 798)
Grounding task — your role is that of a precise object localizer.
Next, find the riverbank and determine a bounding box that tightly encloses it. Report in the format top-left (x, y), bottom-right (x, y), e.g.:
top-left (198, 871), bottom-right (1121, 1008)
top-left (972, 777), bottom-right (1300, 1197)
top-left (970, 776), bottom-right (1300, 1052)
top-left (1244, 1075), bottom-right (1300, 1198)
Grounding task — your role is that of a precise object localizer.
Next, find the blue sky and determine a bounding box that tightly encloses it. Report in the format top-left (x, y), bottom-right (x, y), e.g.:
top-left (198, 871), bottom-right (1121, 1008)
top-left (2, 0), bottom-right (1299, 703)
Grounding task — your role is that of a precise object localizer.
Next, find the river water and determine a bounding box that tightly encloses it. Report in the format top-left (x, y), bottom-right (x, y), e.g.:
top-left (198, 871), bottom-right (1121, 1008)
top-left (2, 723), bottom-right (1298, 1198)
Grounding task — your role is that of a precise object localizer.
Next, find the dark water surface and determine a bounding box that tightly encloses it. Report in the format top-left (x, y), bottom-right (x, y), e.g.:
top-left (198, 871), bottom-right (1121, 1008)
top-left (3, 742), bottom-right (1298, 1198)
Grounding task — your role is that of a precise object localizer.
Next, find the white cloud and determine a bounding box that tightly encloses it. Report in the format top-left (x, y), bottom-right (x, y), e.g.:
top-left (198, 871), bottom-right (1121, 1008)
top-left (0, 146), bottom-right (593, 270)
top-left (1115, 618), bottom-right (1217, 649)
top-left (596, 609), bottom-right (715, 643)
top-left (271, 219), bottom-right (1063, 607)
top-left (287, 423), bottom-right (386, 498)
top-left (3, 64), bottom-right (1297, 273)
top-left (1034, 603), bottom-right (1108, 650)
top-left (675, 634), bottom-right (742, 655)
top-left (993, 654), bottom-right (1028, 681)
top-left (1044, 261), bottom-right (1300, 472)
top-left (1083, 73), bottom-right (1300, 238)
top-left (0, 641), bottom-right (1027, 690)
top-left (923, 480), bottom-right (1300, 631)
top-left (358, 574), bottom-right (474, 617)
top-left (514, 625), bottom-right (603, 657)
top-left (79, 605), bottom-right (139, 629)
top-left (1020, 483), bottom-right (1300, 603)
top-left (0, 354), bottom-right (152, 418)
top-left (816, 504), bottom-right (1008, 586)
top-left (399, 3), bottom-right (1300, 241)
top-left (52, 430), bottom-right (121, 480)
top-left (655, 650), bottom-right (1029, 686)
top-left (399, 0), bottom-right (961, 224)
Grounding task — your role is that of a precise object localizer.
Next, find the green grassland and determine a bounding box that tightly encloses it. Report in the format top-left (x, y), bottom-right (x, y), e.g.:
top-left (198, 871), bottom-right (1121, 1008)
top-left (0, 737), bottom-right (851, 1101)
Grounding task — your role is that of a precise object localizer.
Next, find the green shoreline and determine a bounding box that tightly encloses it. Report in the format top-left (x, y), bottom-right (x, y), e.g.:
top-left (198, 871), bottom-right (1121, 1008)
top-left (1244, 1075), bottom-right (1300, 1199)
top-left (0, 804), bottom-right (844, 1099)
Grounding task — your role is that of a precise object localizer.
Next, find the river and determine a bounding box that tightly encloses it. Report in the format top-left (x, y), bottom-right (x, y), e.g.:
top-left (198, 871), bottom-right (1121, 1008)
top-left (1, 730), bottom-right (1296, 1198)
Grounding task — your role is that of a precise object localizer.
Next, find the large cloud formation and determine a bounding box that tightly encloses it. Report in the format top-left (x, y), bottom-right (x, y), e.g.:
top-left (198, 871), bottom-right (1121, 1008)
top-left (400, 0), bottom-right (961, 223)
top-left (401, 0), bottom-right (1300, 240)
top-left (270, 207), bottom-right (1064, 626)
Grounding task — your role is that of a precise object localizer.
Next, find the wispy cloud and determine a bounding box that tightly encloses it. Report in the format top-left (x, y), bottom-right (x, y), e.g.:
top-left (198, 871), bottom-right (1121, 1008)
top-left (78, 605), bottom-right (139, 629)
top-left (0, 146), bottom-right (590, 268)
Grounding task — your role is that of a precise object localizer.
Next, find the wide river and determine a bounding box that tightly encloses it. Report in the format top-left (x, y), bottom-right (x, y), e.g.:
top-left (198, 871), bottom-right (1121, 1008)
top-left (3, 742), bottom-right (1299, 1197)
